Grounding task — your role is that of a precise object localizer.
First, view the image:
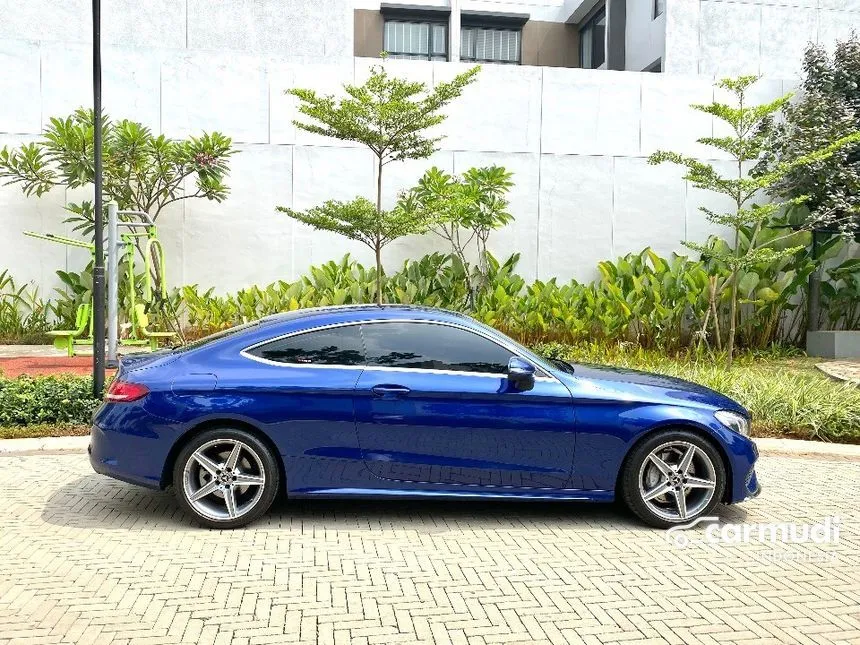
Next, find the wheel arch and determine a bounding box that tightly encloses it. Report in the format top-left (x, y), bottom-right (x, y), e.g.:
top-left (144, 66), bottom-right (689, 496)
top-left (161, 418), bottom-right (286, 494)
top-left (614, 422), bottom-right (733, 503)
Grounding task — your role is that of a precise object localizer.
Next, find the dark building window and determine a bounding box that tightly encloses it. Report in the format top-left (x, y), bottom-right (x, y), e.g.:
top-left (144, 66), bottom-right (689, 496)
top-left (654, 0), bottom-right (665, 19)
top-left (579, 6), bottom-right (606, 69)
top-left (361, 322), bottom-right (516, 375)
top-left (248, 326), bottom-right (365, 366)
top-left (460, 26), bottom-right (521, 65)
top-left (383, 20), bottom-right (448, 61)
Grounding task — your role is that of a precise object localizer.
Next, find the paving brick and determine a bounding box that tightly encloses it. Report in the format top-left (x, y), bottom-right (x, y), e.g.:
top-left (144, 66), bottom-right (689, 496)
top-left (0, 454), bottom-right (857, 644)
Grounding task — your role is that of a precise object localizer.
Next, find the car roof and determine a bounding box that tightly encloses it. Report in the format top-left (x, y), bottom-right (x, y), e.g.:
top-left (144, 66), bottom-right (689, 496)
top-left (258, 304), bottom-right (473, 328)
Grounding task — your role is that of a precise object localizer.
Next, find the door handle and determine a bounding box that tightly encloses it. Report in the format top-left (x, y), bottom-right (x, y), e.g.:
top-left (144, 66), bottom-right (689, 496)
top-left (371, 384), bottom-right (411, 398)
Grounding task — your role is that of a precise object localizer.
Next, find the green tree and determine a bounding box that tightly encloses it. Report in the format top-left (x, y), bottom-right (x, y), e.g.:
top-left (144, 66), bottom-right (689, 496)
top-left (649, 76), bottom-right (860, 366)
top-left (0, 108), bottom-right (235, 233)
top-left (399, 165), bottom-right (513, 307)
top-left (278, 197), bottom-right (431, 304)
top-left (279, 62), bottom-right (480, 304)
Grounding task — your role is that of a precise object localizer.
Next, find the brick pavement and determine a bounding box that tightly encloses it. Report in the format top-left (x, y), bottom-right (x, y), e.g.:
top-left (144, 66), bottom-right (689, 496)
top-left (0, 454), bottom-right (858, 645)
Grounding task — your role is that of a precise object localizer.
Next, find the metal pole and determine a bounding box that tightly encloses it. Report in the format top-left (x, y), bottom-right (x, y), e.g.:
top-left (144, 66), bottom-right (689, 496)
top-left (92, 0), bottom-right (106, 395)
top-left (107, 202), bottom-right (118, 367)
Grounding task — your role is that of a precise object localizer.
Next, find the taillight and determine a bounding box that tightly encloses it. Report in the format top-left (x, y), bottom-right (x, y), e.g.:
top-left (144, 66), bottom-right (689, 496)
top-left (105, 380), bottom-right (150, 402)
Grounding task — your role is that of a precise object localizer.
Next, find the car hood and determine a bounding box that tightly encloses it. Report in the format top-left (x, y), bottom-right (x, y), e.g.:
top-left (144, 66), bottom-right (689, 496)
top-left (555, 362), bottom-right (748, 415)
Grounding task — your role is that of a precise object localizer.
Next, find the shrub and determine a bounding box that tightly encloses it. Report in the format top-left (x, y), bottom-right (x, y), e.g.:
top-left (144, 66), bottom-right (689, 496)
top-left (0, 375), bottom-right (100, 426)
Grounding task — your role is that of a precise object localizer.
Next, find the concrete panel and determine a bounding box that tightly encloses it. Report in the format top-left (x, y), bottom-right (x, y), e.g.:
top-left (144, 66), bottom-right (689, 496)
top-left (538, 154), bottom-right (614, 283)
top-left (161, 53), bottom-right (269, 144)
top-left (434, 63), bottom-right (542, 154)
top-left (187, 0), bottom-right (352, 58)
top-left (272, 62), bottom-right (361, 148)
top-left (44, 42), bottom-right (162, 132)
top-left (819, 0), bottom-right (860, 10)
top-left (355, 57), bottom-right (434, 88)
top-left (103, 47), bottom-right (163, 132)
top-left (640, 73), bottom-right (714, 160)
top-left (0, 40), bottom-right (41, 134)
top-left (663, 0), bottom-right (700, 75)
top-left (0, 136), bottom-right (70, 293)
top-left (613, 156), bottom-right (687, 259)
top-left (290, 146), bottom-right (377, 273)
top-left (182, 145), bottom-right (294, 292)
top-left (819, 10), bottom-right (860, 49)
top-left (541, 68), bottom-right (641, 157)
top-left (40, 43), bottom-right (91, 123)
top-left (699, 1), bottom-right (761, 77)
top-left (102, 0), bottom-right (186, 49)
top-left (453, 152), bottom-right (540, 283)
top-left (760, 6), bottom-right (818, 79)
top-left (0, 1), bottom-right (88, 44)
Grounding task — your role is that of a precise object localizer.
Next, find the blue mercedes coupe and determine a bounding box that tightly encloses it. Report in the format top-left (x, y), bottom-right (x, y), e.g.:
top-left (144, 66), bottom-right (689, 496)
top-left (90, 305), bottom-right (760, 529)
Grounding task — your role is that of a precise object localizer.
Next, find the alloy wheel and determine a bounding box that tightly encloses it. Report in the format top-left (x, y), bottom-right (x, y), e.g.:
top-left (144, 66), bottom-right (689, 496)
top-left (637, 440), bottom-right (717, 522)
top-left (181, 438), bottom-right (267, 522)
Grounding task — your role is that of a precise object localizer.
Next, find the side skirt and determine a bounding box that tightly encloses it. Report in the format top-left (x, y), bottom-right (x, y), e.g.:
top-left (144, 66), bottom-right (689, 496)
top-left (289, 487), bottom-right (615, 502)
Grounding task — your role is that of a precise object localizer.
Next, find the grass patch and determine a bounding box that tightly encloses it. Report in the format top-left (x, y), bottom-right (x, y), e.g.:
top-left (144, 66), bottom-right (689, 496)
top-left (536, 342), bottom-right (860, 444)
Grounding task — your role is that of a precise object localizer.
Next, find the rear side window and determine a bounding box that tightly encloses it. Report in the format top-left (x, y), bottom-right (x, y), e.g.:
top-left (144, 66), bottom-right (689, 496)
top-left (361, 322), bottom-right (515, 374)
top-left (247, 325), bottom-right (365, 366)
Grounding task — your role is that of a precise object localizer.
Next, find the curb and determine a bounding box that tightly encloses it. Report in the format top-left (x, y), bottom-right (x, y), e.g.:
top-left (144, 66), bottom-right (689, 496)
top-left (0, 434), bottom-right (858, 459)
top-left (0, 435), bottom-right (90, 455)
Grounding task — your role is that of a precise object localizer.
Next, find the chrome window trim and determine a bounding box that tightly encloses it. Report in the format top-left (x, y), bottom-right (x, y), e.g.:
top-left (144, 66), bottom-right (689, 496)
top-left (239, 318), bottom-right (560, 383)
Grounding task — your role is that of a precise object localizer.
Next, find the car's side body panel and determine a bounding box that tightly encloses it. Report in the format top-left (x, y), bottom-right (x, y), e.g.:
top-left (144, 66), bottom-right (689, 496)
top-left (90, 305), bottom-right (759, 509)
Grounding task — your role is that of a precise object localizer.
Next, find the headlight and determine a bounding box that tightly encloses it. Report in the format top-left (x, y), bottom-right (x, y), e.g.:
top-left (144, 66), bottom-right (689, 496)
top-left (715, 410), bottom-right (750, 437)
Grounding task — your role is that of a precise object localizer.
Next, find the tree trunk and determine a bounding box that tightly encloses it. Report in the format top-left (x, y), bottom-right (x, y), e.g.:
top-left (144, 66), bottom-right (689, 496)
top-left (727, 228), bottom-right (740, 368)
top-left (375, 243), bottom-right (383, 305)
top-left (375, 155), bottom-right (384, 305)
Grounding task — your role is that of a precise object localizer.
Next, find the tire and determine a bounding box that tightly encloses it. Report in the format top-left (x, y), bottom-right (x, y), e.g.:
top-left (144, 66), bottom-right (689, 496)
top-left (621, 429), bottom-right (726, 529)
top-left (173, 427), bottom-right (280, 529)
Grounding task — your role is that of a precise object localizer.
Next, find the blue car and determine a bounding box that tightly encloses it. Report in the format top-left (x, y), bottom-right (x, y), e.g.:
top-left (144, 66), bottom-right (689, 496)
top-left (90, 305), bottom-right (760, 529)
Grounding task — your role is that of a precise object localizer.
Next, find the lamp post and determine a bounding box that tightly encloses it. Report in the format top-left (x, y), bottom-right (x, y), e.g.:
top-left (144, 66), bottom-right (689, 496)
top-left (92, 0), bottom-right (106, 396)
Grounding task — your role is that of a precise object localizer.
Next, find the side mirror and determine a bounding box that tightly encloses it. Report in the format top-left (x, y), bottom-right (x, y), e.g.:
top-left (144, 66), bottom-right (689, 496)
top-left (507, 357), bottom-right (535, 391)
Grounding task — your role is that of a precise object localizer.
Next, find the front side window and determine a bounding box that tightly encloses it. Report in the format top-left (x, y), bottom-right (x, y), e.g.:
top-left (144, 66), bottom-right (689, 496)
top-left (247, 326), bottom-right (365, 366)
top-left (384, 20), bottom-right (448, 61)
top-left (579, 6), bottom-right (606, 69)
top-left (361, 322), bottom-right (516, 375)
top-left (460, 26), bottom-right (521, 65)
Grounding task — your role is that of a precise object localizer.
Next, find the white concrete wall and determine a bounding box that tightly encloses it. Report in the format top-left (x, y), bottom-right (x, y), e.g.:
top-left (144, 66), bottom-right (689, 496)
top-left (664, 0), bottom-right (860, 78)
top-left (0, 0), bottom-right (838, 299)
top-left (625, 0), bottom-right (665, 71)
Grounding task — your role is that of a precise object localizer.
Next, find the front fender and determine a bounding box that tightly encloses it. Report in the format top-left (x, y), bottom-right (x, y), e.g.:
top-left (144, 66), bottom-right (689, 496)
top-left (571, 403), bottom-right (758, 502)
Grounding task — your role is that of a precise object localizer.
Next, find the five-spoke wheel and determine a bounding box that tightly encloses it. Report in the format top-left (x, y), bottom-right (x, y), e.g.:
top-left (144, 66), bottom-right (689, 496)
top-left (622, 430), bottom-right (726, 528)
top-left (173, 428), bottom-right (279, 528)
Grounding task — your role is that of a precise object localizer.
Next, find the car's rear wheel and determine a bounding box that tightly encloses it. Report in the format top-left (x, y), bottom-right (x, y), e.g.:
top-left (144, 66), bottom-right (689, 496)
top-left (173, 428), bottom-right (279, 529)
top-left (621, 429), bottom-right (726, 529)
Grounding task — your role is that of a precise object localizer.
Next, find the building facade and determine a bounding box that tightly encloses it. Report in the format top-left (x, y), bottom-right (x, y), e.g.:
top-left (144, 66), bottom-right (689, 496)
top-left (1, 0), bottom-right (859, 294)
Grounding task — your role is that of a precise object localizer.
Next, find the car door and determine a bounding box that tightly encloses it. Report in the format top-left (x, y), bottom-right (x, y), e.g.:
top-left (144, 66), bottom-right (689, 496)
top-left (354, 321), bottom-right (576, 489)
top-left (237, 324), bottom-right (366, 487)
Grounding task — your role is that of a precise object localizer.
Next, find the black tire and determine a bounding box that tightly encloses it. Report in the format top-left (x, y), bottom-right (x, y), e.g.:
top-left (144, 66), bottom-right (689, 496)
top-left (173, 427), bottom-right (280, 529)
top-left (621, 429), bottom-right (726, 529)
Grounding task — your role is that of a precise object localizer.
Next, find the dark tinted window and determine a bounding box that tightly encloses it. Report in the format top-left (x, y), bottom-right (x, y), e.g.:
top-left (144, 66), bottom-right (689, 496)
top-left (248, 325), bottom-right (365, 366)
top-left (361, 322), bottom-right (515, 374)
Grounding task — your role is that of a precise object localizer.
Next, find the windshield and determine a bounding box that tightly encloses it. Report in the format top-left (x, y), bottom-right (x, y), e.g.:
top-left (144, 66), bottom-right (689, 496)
top-left (173, 320), bottom-right (262, 352)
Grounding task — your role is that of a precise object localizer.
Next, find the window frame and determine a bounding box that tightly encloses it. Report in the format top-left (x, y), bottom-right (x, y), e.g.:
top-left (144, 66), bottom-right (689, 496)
top-left (383, 18), bottom-right (449, 62)
top-left (240, 319), bottom-right (555, 381)
top-left (579, 4), bottom-right (606, 70)
top-left (459, 24), bottom-right (522, 65)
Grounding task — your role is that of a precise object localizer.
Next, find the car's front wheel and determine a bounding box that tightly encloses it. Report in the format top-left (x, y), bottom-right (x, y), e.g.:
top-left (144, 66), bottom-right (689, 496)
top-left (621, 429), bottom-right (726, 529)
top-left (173, 428), bottom-right (280, 529)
